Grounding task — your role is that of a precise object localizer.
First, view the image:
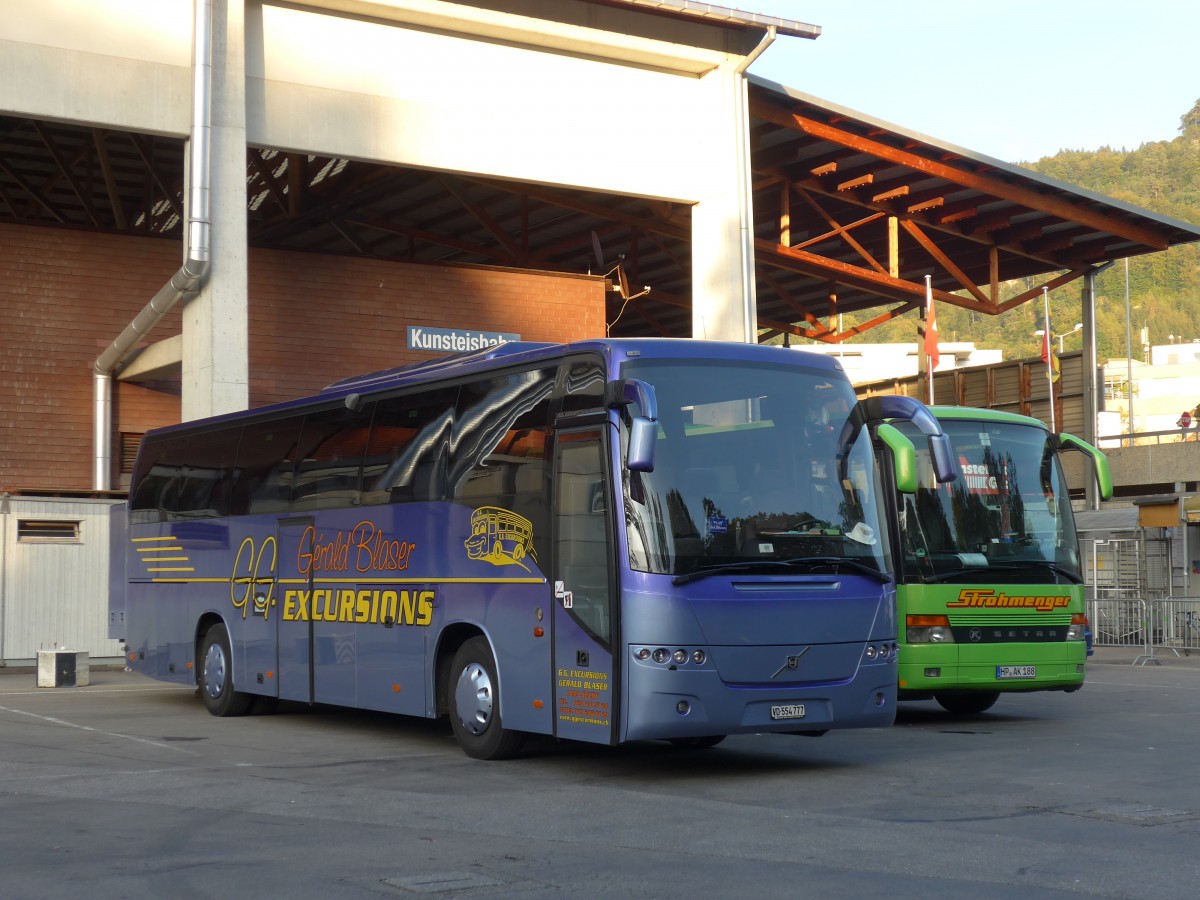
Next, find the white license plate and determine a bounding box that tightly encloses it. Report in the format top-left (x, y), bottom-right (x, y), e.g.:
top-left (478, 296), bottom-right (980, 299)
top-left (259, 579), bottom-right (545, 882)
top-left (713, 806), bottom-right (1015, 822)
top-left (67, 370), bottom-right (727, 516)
top-left (997, 665), bottom-right (1036, 679)
top-left (770, 704), bottom-right (806, 720)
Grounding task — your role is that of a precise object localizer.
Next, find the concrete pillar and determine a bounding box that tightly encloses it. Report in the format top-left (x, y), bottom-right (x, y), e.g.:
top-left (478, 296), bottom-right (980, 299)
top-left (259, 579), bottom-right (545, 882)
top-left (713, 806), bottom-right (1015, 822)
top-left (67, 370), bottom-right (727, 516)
top-left (691, 62), bottom-right (756, 343)
top-left (183, 0), bottom-right (248, 419)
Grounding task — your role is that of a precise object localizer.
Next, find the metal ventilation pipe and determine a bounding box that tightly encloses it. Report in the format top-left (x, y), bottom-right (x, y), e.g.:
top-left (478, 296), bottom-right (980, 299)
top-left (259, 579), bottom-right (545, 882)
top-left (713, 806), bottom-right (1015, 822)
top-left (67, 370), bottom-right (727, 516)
top-left (92, 0), bottom-right (214, 490)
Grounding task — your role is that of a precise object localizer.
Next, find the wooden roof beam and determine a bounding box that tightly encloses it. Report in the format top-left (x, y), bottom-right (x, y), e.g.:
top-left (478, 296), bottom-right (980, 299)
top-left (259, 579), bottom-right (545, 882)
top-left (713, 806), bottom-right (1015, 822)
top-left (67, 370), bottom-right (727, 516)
top-left (0, 155), bottom-right (66, 222)
top-left (749, 95), bottom-right (1171, 250)
top-left (756, 237), bottom-right (996, 314)
top-left (438, 176), bottom-right (524, 264)
top-left (32, 122), bottom-right (100, 227)
top-left (995, 268), bottom-right (1089, 313)
top-left (899, 219), bottom-right (992, 308)
top-left (91, 129), bottom-right (127, 230)
top-left (795, 188), bottom-right (888, 273)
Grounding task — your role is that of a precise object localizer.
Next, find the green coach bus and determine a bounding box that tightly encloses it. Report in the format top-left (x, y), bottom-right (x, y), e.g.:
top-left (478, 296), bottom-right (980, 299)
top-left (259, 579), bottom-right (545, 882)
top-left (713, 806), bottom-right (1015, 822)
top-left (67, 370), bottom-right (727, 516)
top-left (881, 407), bottom-right (1111, 714)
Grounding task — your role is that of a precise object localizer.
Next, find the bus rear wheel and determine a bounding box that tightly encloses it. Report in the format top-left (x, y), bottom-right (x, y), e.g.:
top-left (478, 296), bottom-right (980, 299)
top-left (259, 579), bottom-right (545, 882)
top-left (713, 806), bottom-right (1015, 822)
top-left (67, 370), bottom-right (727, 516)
top-left (935, 691), bottom-right (999, 715)
top-left (449, 637), bottom-right (524, 760)
top-left (198, 623), bottom-right (253, 717)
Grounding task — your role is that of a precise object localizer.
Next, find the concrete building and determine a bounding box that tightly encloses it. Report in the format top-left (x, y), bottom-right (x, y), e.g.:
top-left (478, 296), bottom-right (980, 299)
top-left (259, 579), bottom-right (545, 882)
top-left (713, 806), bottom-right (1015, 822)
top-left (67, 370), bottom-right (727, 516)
top-left (3, 0), bottom-right (1200, 662)
top-left (796, 342), bottom-right (1003, 385)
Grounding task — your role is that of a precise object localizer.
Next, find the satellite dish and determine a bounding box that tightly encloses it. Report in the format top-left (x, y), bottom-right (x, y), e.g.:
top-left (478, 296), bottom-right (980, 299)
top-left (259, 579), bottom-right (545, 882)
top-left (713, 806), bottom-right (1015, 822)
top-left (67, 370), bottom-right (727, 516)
top-left (590, 230), bottom-right (605, 269)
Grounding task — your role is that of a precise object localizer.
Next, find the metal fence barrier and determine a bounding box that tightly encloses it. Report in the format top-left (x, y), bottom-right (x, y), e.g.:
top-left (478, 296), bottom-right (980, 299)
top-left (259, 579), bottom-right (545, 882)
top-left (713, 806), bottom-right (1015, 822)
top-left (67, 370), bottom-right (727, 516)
top-left (1087, 598), bottom-right (1200, 665)
top-left (1088, 598), bottom-right (1150, 661)
top-left (1148, 598), bottom-right (1200, 659)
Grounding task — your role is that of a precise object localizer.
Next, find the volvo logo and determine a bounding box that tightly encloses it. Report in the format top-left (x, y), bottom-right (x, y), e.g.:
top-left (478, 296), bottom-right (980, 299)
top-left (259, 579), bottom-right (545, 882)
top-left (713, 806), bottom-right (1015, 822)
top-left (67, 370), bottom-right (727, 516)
top-left (771, 647), bottom-right (811, 678)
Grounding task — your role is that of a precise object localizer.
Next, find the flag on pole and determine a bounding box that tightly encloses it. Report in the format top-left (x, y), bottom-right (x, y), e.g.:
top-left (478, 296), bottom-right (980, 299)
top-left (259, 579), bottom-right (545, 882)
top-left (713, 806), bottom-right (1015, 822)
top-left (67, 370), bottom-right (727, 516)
top-left (1041, 286), bottom-right (1059, 434)
top-left (1040, 315), bottom-right (1060, 382)
top-left (924, 276), bottom-right (940, 371)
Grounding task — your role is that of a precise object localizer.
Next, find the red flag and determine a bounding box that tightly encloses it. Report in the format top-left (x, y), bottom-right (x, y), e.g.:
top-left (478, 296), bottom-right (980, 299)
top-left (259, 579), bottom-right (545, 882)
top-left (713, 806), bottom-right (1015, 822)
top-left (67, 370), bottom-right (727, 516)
top-left (924, 293), bottom-right (940, 370)
top-left (1040, 325), bottom-right (1060, 382)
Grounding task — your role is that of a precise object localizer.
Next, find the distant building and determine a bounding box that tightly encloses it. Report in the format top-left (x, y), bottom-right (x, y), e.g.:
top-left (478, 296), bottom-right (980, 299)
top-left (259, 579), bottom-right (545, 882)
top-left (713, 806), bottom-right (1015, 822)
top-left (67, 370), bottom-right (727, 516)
top-left (793, 342), bottom-right (1002, 386)
top-left (1101, 343), bottom-right (1200, 444)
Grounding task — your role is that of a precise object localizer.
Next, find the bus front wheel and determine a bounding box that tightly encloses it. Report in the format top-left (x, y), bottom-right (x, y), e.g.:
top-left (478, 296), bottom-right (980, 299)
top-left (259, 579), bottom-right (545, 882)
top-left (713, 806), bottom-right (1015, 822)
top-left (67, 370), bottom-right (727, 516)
top-left (449, 637), bottom-right (525, 760)
top-left (935, 691), bottom-right (999, 715)
top-left (198, 623), bottom-right (253, 717)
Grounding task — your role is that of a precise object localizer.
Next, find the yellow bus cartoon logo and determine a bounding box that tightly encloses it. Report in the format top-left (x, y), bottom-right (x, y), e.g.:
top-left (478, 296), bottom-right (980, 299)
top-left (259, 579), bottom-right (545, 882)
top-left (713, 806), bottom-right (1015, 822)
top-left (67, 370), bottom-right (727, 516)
top-left (465, 506), bottom-right (535, 571)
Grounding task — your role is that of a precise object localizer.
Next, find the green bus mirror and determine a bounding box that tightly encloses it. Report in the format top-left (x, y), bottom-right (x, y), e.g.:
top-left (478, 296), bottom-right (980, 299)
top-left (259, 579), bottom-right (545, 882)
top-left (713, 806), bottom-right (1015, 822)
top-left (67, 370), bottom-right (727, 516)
top-left (877, 423), bottom-right (918, 493)
top-left (1058, 432), bottom-right (1113, 501)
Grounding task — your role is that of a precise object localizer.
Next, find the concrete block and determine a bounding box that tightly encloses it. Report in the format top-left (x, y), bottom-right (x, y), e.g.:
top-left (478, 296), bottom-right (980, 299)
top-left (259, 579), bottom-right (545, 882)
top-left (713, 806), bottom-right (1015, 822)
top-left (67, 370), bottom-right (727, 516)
top-left (37, 650), bottom-right (90, 687)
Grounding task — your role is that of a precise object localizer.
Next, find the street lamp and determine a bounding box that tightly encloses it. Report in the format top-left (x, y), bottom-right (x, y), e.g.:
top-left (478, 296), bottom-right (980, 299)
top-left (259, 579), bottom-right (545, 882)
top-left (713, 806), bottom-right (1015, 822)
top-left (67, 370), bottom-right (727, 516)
top-left (1035, 322), bottom-right (1083, 352)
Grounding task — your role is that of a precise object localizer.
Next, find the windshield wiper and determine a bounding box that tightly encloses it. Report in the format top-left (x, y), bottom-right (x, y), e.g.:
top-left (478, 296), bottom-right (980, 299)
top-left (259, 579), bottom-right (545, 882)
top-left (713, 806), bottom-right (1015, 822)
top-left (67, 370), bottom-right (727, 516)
top-left (672, 556), bottom-right (888, 585)
top-left (918, 560), bottom-right (1083, 585)
top-left (988, 559), bottom-right (1085, 584)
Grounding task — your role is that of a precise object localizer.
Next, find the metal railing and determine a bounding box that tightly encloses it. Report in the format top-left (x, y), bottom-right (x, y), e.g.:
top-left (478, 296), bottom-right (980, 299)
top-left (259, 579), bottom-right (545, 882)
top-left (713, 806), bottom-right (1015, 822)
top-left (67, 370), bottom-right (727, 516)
top-left (1148, 598), bottom-right (1200, 659)
top-left (1087, 597), bottom-right (1200, 665)
top-left (1097, 427), bottom-right (1200, 448)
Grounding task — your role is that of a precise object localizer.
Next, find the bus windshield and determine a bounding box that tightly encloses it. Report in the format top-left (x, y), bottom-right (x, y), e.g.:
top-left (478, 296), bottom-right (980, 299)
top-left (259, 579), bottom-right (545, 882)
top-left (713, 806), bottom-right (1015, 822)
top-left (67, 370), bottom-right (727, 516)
top-left (619, 358), bottom-right (890, 579)
top-left (893, 418), bottom-right (1080, 584)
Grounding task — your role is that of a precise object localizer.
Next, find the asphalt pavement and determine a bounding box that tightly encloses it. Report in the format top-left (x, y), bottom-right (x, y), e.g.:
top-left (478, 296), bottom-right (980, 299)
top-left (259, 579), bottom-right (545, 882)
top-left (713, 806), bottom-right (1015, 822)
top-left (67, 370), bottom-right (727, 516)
top-left (1, 647), bottom-right (1198, 899)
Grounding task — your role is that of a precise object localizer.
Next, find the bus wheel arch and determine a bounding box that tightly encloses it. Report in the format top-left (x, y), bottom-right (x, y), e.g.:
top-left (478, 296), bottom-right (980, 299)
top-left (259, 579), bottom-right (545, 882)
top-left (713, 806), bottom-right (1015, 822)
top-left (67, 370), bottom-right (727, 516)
top-left (447, 635), bottom-right (525, 760)
top-left (197, 619), bottom-right (253, 717)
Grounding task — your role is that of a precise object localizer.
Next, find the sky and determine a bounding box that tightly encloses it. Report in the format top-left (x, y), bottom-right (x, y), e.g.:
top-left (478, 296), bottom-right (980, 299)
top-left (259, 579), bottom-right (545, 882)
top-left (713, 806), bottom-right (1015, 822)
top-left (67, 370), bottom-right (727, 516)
top-left (740, 1), bottom-right (1198, 163)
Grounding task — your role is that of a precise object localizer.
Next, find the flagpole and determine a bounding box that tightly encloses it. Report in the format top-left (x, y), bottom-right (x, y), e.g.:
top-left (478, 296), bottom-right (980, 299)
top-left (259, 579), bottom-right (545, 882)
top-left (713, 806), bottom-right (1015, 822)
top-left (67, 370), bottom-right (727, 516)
top-left (1042, 286), bottom-right (1056, 433)
top-left (925, 275), bottom-right (935, 405)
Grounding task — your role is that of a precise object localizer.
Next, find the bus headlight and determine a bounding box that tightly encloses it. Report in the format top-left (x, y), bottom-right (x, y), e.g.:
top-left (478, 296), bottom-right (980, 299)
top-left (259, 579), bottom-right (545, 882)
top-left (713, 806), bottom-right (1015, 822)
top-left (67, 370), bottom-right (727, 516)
top-left (906, 615), bottom-right (954, 644)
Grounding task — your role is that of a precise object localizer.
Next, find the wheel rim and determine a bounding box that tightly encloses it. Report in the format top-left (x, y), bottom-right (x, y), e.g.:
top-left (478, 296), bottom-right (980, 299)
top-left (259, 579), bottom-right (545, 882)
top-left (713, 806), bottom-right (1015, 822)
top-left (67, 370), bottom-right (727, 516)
top-left (203, 639), bottom-right (228, 700)
top-left (454, 661), bottom-right (493, 736)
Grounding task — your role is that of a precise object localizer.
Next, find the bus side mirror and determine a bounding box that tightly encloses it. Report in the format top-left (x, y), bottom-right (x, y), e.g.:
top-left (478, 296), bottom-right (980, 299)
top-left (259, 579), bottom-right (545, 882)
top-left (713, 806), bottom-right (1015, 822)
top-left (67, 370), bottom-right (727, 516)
top-left (927, 433), bottom-right (956, 485)
top-left (1057, 432), bottom-right (1113, 501)
top-left (606, 377), bottom-right (658, 472)
top-left (848, 396), bottom-right (956, 484)
top-left (876, 424), bottom-right (918, 493)
top-left (627, 417), bottom-right (656, 472)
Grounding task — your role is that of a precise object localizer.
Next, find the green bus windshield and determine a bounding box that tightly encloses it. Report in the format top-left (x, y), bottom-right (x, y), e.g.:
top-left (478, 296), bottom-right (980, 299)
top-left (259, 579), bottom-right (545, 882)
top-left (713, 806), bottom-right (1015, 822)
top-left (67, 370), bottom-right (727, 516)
top-left (892, 417), bottom-right (1080, 585)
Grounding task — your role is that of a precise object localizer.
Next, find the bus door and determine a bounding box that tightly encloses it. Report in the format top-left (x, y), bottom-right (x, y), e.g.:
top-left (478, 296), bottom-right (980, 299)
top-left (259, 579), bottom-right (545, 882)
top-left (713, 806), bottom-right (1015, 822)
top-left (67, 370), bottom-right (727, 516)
top-left (276, 516), bottom-right (315, 704)
top-left (551, 426), bottom-right (617, 744)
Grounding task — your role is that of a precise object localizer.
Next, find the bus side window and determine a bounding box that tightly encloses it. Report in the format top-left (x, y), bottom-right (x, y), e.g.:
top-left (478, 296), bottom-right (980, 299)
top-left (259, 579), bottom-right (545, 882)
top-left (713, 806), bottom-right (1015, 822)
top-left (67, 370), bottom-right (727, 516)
top-left (171, 426), bottom-right (240, 519)
top-left (361, 386), bottom-right (458, 505)
top-left (449, 368), bottom-right (555, 505)
top-left (129, 458), bottom-right (176, 524)
top-left (291, 404), bottom-right (374, 511)
top-left (559, 357), bottom-right (606, 416)
top-left (231, 417), bottom-right (304, 515)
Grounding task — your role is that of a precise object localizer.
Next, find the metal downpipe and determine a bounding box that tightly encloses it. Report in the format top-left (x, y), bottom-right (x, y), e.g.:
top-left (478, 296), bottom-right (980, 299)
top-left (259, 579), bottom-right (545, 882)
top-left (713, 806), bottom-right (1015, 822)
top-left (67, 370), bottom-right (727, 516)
top-left (92, 0), bottom-right (214, 490)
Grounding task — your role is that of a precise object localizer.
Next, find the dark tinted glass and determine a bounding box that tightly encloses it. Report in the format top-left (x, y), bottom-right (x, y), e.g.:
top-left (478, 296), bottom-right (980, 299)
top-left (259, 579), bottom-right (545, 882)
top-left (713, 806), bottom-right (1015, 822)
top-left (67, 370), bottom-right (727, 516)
top-left (231, 417), bottom-right (304, 515)
top-left (291, 404), bottom-right (374, 510)
top-left (129, 427), bottom-right (240, 522)
top-left (361, 386), bottom-right (459, 504)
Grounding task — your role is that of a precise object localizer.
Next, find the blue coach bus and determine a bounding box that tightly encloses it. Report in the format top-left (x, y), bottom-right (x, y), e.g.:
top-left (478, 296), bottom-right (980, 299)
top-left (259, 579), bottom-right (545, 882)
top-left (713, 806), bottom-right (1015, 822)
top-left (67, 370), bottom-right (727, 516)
top-left (114, 339), bottom-right (951, 758)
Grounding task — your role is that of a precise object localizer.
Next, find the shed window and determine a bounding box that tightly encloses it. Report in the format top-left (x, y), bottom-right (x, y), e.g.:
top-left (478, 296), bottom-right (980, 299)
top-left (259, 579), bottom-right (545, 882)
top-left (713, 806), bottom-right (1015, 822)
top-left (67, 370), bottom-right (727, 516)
top-left (17, 519), bottom-right (82, 543)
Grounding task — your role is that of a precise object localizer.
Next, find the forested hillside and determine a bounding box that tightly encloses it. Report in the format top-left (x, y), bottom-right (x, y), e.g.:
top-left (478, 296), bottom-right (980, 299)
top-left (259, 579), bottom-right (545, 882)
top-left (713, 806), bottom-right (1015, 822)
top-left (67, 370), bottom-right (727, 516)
top-left (832, 99), bottom-right (1200, 362)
